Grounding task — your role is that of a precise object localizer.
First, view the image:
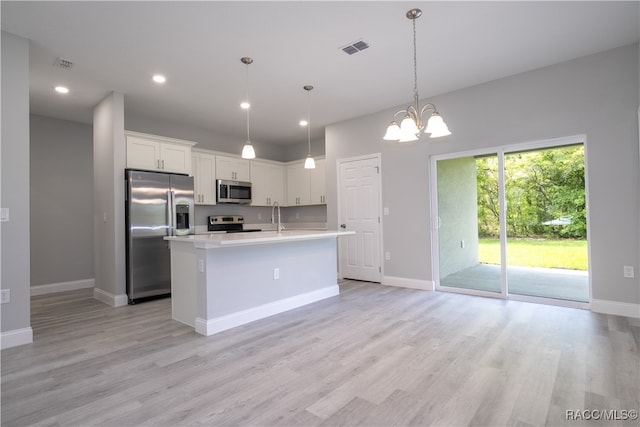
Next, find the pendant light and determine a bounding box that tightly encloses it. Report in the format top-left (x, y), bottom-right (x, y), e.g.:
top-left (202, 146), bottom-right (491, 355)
top-left (303, 85), bottom-right (315, 169)
top-left (383, 8), bottom-right (451, 141)
top-left (240, 57), bottom-right (256, 159)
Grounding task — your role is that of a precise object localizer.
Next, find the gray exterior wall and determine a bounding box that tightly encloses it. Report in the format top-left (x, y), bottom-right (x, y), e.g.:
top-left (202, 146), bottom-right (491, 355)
top-left (436, 157), bottom-right (479, 279)
top-left (326, 43), bottom-right (640, 306)
top-left (30, 115), bottom-right (94, 286)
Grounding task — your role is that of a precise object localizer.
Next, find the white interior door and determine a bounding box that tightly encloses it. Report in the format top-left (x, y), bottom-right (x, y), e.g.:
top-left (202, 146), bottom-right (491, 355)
top-left (338, 155), bottom-right (382, 282)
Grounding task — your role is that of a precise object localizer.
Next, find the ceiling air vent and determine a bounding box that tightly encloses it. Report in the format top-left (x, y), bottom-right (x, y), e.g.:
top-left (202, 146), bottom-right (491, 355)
top-left (340, 40), bottom-right (370, 55)
top-left (53, 57), bottom-right (74, 69)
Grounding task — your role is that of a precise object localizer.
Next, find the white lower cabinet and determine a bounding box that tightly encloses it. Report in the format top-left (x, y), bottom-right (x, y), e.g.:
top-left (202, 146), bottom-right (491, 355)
top-left (192, 151), bottom-right (216, 205)
top-left (250, 161), bottom-right (285, 206)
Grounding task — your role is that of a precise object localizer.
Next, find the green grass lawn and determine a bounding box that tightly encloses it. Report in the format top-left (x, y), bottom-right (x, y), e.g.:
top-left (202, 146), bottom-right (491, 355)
top-left (479, 238), bottom-right (588, 270)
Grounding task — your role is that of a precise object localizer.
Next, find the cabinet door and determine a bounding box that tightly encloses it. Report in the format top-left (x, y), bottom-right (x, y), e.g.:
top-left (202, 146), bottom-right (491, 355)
top-left (252, 161), bottom-right (285, 206)
top-left (267, 164), bottom-right (285, 206)
top-left (286, 163), bottom-right (310, 206)
top-left (216, 156), bottom-right (249, 181)
top-left (309, 159), bottom-right (326, 204)
top-left (127, 136), bottom-right (161, 170)
top-left (250, 162), bottom-right (269, 206)
top-left (198, 153), bottom-right (216, 205)
top-left (160, 143), bottom-right (191, 174)
top-left (193, 153), bottom-right (216, 205)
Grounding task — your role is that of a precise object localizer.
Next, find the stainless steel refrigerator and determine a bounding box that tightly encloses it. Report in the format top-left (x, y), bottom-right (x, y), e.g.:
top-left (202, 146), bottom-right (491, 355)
top-left (125, 169), bottom-right (194, 304)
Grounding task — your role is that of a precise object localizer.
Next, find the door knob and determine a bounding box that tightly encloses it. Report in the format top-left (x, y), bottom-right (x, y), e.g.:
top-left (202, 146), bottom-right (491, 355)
top-left (340, 224), bottom-right (346, 229)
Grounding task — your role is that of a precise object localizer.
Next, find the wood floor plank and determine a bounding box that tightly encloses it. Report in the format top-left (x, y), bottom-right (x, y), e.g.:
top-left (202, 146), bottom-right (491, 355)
top-left (2, 282), bottom-right (639, 426)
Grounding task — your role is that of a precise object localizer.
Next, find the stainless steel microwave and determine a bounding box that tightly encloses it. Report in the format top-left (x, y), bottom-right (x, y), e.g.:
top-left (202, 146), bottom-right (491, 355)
top-left (216, 179), bottom-right (252, 204)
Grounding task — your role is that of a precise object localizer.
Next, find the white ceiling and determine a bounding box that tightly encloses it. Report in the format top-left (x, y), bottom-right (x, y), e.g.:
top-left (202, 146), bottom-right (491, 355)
top-left (2, 1), bottom-right (639, 146)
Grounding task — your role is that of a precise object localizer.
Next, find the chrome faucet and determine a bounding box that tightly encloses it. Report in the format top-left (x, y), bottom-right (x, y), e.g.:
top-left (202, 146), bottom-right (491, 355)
top-left (271, 201), bottom-right (282, 233)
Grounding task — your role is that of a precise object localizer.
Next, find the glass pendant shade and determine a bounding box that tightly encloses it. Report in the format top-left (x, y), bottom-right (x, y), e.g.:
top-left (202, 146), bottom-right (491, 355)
top-left (398, 116), bottom-right (419, 141)
top-left (304, 155), bottom-right (316, 169)
top-left (383, 122), bottom-right (401, 140)
top-left (400, 116), bottom-right (419, 135)
top-left (425, 113), bottom-right (451, 138)
top-left (241, 141), bottom-right (256, 159)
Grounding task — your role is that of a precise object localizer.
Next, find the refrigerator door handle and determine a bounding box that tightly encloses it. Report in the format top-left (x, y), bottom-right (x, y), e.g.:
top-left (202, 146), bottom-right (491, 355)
top-left (167, 190), bottom-right (174, 236)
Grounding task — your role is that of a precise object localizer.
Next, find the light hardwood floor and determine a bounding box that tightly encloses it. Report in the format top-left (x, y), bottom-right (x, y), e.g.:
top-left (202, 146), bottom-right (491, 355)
top-left (2, 281), bottom-right (639, 426)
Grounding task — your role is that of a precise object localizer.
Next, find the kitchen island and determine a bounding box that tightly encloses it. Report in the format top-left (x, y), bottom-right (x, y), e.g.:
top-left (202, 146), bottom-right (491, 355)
top-left (165, 230), bottom-right (354, 336)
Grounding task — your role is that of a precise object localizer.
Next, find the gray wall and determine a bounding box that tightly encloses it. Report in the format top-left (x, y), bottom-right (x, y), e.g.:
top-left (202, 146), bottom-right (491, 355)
top-left (1, 32), bottom-right (31, 334)
top-left (93, 93), bottom-right (126, 300)
top-left (30, 115), bottom-right (94, 286)
top-left (326, 43), bottom-right (640, 305)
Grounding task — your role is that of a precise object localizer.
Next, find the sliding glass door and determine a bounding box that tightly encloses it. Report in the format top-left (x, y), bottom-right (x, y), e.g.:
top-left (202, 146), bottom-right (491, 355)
top-left (433, 139), bottom-right (590, 305)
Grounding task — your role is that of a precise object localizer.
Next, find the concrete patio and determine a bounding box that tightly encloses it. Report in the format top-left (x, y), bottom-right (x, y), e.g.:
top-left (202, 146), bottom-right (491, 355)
top-left (440, 263), bottom-right (589, 302)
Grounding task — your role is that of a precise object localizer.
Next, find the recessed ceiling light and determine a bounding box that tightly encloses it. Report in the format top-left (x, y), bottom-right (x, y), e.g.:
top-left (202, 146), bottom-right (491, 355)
top-left (54, 86), bottom-right (69, 94)
top-left (299, 120), bottom-right (308, 127)
top-left (240, 101), bottom-right (250, 110)
top-left (152, 74), bottom-right (166, 84)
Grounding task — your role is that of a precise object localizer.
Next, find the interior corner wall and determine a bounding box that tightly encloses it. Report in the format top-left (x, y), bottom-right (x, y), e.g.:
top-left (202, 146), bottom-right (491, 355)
top-left (30, 115), bottom-right (94, 286)
top-left (93, 92), bottom-right (126, 303)
top-left (1, 32), bottom-right (31, 339)
top-left (326, 43), bottom-right (639, 306)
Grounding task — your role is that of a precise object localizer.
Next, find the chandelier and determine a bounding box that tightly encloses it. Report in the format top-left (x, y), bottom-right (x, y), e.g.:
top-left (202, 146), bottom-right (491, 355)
top-left (383, 8), bottom-right (451, 142)
top-left (240, 56), bottom-right (256, 159)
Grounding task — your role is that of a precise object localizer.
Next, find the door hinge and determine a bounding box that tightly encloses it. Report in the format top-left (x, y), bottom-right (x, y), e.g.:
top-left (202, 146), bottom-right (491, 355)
top-left (378, 216), bottom-right (380, 223)
top-left (379, 266), bottom-right (381, 273)
top-left (375, 166), bottom-right (380, 174)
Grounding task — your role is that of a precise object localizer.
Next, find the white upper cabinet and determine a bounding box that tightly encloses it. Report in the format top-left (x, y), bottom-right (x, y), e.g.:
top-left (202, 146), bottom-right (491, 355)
top-left (192, 151), bottom-right (216, 205)
top-left (126, 132), bottom-right (194, 175)
top-left (309, 158), bottom-right (326, 205)
top-left (286, 159), bottom-right (327, 206)
top-left (250, 160), bottom-right (285, 206)
top-left (286, 162), bottom-right (311, 206)
top-left (216, 155), bottom-right (250, 181)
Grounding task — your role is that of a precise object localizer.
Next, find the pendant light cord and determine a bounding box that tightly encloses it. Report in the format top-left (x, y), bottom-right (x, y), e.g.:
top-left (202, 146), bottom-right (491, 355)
top-left (307, 89), bottom-right (311, 154)
top-left (245, 63), bottom-right (251, 142)
top-left (412, 16), bottom-right (419, 106)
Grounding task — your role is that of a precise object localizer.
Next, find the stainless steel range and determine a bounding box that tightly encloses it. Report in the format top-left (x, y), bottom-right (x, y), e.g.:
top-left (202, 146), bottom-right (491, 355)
top-left (207, 215), bottom-right (262, 233)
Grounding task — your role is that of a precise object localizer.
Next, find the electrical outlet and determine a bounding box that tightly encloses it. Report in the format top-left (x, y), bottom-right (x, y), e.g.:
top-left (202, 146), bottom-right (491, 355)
top-left (1, 289), bottom-right (10, 304)
top-left (198, 259), bottom-right (205, 273)
top-left (623, 266), bottom-right (634, 278)
top-left (273, 268), bottom-right (280, 280)
top-left (385, 252), bottom-right (391, 261)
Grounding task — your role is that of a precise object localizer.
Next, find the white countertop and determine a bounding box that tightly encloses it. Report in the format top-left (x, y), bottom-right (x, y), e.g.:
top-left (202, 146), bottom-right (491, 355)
top-left (165, 229), bottom-right (354, 248)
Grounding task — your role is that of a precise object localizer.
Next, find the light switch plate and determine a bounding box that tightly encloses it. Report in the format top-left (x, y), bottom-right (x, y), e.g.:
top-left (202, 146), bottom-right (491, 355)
top-left (0, 208), bottom-right (9, 222)
top-left (623, 266), bottom-right (634, 278)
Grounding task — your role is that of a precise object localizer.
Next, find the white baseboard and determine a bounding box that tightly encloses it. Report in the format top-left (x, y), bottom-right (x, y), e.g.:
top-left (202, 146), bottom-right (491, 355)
top-left (1, 327), bottom-right (33, 349)
top-left (195, 285), bottom-right (339, 336)
top-left (31, 278), bottom-right (94, 296)
top-left (591, 299), bottom-right (640, 319)
top-left (382, 276), bottom-right (434, 291)
top-left (93, 288), bottom-right (129, 307)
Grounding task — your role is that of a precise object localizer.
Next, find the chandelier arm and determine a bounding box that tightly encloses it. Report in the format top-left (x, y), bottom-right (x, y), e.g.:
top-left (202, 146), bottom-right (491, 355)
top-left (419, 103), bottom-right (437, 118)
top-left (391, 109), bottom-right (409, 123)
